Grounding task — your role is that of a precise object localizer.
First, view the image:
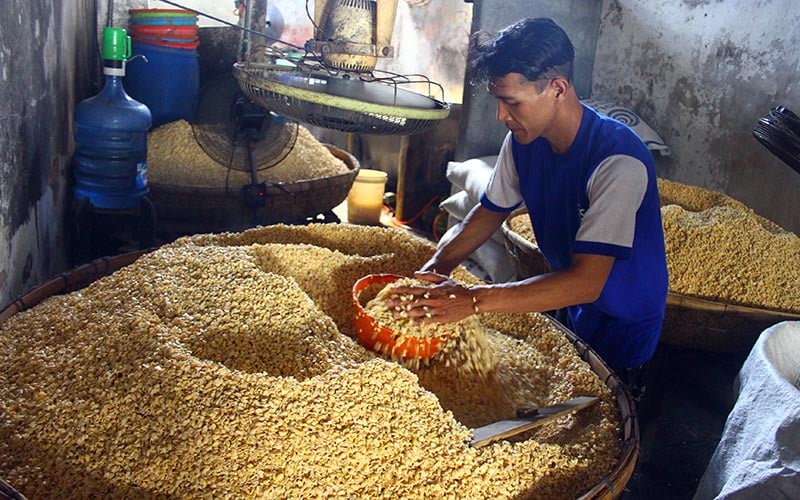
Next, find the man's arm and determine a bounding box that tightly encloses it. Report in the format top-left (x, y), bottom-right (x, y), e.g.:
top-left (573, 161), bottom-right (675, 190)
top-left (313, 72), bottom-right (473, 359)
top-left (474, 253), bottom-right (614, 314)
top-left (419, 204), bottom-right (509, 276)
top-left (392, 253), bottom-right (614, 324)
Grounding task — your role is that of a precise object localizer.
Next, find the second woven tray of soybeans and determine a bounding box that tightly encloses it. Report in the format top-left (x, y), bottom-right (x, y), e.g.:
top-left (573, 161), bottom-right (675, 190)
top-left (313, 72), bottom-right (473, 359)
top-left (502, 180), bottom-right (800, 353)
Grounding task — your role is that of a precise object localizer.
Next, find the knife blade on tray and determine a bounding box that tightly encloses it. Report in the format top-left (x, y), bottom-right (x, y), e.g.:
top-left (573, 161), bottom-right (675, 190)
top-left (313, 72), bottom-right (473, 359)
top-left (470, 396), bottom-right (600, 448)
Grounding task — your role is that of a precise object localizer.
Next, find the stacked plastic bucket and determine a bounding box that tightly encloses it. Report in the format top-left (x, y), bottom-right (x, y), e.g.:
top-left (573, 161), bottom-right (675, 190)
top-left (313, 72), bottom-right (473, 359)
top-left (124, 9), bottom-right (200, 127)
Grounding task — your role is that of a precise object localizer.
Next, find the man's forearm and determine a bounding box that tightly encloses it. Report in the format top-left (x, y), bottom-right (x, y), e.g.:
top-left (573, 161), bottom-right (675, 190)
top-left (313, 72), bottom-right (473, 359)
top-left (422, 205), bottom-right (508, 275)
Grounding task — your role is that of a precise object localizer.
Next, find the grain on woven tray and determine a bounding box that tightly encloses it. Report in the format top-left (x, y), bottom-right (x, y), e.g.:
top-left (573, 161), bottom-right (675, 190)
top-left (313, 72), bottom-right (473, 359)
top-left (147, 120), bottom-right (349, 187)
top-left (661, 203), bottom-right (800, 312)
top-left (362, 277), bottom-right (497, 375)
top-left (508, 211), bottom-right (536, 243)
top-left (507, 178), bottom-right (800, 312)
top-left (1, 224), bottom-right (620, 500)
top-left (657, 178), bottom-right (786, 234)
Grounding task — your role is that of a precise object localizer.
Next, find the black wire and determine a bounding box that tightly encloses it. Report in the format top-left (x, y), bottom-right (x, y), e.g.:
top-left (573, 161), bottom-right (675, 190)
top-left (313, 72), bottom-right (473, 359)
top-left (156, 0), bottom-right (307, 52)
top-left (753, 106), bottom-right (800, 174)
top-left (106, 0), bottom-right (113, 27)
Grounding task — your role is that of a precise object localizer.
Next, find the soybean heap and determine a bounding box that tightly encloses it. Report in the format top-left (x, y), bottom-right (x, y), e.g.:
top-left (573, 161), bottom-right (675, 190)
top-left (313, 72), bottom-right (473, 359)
top-left (0, 224), bottom-right (620, 499)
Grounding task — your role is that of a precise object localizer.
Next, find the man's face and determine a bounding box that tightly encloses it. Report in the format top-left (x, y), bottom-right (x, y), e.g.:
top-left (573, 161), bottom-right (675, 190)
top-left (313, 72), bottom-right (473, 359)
top-left (488, 72), bottom-right (556, 145)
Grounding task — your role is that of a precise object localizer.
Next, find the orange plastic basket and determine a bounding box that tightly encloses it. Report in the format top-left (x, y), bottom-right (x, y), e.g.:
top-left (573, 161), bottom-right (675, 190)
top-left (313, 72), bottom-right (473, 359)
top-left (352, 274), bottom-right (447, 360)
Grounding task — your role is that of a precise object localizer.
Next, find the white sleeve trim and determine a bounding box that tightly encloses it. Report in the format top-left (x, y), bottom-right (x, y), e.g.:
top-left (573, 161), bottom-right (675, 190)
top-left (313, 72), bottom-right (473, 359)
top-left (483, 133), bottom-right (523, 209)
top-left (576, 155), bottom-right (648, 248)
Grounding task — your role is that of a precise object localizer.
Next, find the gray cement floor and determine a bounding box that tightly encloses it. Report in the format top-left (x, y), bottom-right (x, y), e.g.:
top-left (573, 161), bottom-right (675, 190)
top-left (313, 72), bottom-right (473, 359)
top-left (621, 344), bottom-right (749, 499)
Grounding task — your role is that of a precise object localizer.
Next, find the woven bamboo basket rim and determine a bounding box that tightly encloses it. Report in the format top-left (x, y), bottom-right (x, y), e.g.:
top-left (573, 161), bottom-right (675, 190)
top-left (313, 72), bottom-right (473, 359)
top-left (0, 249), bottom-right (635, 498)
top-left (666, 291), bottom-right (800, 320)
top-left (0, 251), bottom-right (149, 324)
top-left (542, 319), bottom-right (639, 500)
top-left (501, 206), bottom-right (537, 246)
top-left (502, 215), bottom-right (540, 250)
top-left (148, 144), bottom-right (359, 196)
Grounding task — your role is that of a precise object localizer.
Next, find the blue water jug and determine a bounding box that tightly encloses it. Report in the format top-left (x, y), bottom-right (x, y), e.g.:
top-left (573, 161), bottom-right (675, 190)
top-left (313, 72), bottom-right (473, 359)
top-left (73, 27), bottom-right (152, 210)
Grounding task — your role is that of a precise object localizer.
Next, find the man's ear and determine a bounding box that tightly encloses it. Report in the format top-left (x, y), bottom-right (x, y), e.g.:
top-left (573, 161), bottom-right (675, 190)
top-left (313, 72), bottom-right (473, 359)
top-left (551, 77), bottom-right (569, 98)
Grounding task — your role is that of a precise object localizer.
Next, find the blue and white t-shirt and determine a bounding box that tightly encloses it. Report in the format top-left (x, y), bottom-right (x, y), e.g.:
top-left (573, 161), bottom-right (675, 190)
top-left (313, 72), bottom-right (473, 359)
top-left (480, 104), bottom-right (668, 369)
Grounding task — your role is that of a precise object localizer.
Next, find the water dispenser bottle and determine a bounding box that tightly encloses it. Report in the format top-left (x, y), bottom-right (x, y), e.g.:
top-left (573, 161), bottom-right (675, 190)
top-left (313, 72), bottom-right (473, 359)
top-left (72, 27), bottom-right (152, 210)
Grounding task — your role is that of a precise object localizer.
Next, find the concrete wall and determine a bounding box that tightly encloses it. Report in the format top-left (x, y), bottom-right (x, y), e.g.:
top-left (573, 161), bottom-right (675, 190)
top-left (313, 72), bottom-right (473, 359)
top-left (0, 0), bottom-right (97, 308)
top-left (593, 0), bottom-right (800, 233)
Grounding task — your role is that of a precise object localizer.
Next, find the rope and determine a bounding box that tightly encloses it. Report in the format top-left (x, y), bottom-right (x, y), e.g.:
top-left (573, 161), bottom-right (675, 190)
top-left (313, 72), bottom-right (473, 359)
top-left (599, 476), bottom-right (617, 497)
top-left (13, 296), bottom-right (27, 313)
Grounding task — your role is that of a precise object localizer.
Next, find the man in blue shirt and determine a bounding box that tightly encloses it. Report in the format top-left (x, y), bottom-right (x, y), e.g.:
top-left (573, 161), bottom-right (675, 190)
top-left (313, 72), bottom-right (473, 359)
top-left (390, 17), bottom-right (668, 400)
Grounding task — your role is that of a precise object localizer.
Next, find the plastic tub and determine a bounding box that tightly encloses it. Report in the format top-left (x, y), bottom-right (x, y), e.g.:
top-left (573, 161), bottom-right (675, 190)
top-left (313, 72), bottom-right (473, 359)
top-left (352, 273), bottom-right (448, 360)
top-left (131, 38), bottom-right (200, 50)
top-left (131, 35), bottom-right (199, 46)
top-left (128, 24), bottom-right (198, 39)
top-left (129, 8), bottom-right (197, 17)
top-left (128, 17), bottom-right (198, 26)
top-left (124, 42), bottom-right (199, 127)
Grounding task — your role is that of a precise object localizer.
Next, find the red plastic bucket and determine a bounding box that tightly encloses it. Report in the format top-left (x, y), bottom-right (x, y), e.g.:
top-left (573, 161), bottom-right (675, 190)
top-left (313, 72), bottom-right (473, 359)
top-left (129, 17), bottom-right (198, 26)
top-left (131, 37), bottom-right (200, 50)
top-left (129, 24), bottom-right (198, 40)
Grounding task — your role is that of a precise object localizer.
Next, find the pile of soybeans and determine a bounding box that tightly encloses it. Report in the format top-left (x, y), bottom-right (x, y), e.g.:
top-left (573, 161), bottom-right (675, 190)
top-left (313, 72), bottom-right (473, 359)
top-left (507, 179), bottom-right (800, 313)
top-left (658, 178), bottom-right (800, 312)
top-left (147, 121), bottom-right (350, 187)
top-left (0, 224), bottom-right (620, 499)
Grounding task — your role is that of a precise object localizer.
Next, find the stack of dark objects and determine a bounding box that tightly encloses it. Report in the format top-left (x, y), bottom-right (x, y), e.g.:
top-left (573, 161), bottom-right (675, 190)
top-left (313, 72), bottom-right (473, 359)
top-left (753, 106), bottom-right (800, 175)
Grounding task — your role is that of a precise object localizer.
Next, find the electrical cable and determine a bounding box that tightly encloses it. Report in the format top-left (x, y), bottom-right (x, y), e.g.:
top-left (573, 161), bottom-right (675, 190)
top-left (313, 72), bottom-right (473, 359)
top-left (392, 194), bottom-right (441, 226)
top-left (431, 210), bottom-right (448, 242)
top-left (753, 106), bottom-right (800, 175)
top-left (155, 0), bottom-right (307, 52)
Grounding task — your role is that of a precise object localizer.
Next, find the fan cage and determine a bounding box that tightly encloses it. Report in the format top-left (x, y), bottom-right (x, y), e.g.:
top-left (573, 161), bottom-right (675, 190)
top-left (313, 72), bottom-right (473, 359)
top-left (233, 62), bottom-right (450, 135)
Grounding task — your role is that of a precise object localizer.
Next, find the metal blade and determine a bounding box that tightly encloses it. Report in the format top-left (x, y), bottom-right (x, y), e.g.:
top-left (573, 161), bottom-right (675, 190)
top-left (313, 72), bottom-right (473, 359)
top-left (470, 396), bottom-right (600, 448)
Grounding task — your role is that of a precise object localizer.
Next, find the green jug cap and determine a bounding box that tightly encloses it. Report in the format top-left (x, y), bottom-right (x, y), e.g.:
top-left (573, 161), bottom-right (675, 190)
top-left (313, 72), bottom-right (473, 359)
top-left (102, 27), bottom-right (130, 61)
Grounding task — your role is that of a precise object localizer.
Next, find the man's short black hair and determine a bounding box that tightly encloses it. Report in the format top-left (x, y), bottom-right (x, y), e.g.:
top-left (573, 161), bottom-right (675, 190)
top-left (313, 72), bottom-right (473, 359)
top-left (466, 17), bottom-right (575, 88)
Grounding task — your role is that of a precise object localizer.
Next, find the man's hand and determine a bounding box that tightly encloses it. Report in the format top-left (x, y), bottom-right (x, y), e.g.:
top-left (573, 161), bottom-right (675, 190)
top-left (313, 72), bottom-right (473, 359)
top-left (387, 272), bottom-right (481, 325)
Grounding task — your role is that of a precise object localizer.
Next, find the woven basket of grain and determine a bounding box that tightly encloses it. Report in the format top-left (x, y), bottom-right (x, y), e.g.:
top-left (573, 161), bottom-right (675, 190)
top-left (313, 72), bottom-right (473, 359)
top-left (552, 319), bottom-right (639, 500)
top-left (148, 144), bottom-right (359, 234)
top-left (501, 207), bottom-right (552, 278)
top-left (501, 208), bottom-right (800, 354)
top-left (0, 235), bottom-right (635, 499)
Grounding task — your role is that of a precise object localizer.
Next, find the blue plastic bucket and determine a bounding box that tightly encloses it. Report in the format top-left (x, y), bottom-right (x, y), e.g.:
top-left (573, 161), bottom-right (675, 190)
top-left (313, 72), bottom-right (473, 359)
top-left (128, 17), bottom-right (198, 26)
top-left (133, 35), bottom-right (199, 44)
top-left (125, 42), bottom-right (198, 127)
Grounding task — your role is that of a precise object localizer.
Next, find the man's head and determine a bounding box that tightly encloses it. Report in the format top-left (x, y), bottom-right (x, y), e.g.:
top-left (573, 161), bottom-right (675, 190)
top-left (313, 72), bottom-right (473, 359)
top-left (467, 17), bottom-right (575, 89)
top-left (467, 18), bottom-right (578, 146)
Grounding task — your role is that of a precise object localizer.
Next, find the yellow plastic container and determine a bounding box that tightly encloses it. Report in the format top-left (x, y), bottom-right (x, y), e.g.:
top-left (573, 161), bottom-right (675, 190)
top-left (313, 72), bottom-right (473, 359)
top-left (347, 169), bottom-right (388, 224)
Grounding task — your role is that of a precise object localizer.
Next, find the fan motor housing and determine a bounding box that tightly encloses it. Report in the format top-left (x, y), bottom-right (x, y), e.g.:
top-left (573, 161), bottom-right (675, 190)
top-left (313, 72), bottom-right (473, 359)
top-left (309, 0), bottom-right (395, 73)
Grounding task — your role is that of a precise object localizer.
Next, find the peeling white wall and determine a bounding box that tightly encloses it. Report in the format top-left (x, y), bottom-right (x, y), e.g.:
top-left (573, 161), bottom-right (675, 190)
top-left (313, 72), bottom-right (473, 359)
top-left (593, 0), bottom-right (800, 233)
top-left (377, 0), bottom-right (472, 104)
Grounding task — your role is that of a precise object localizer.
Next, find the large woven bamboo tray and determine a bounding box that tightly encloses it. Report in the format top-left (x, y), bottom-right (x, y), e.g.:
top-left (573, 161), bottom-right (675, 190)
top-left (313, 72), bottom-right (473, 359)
top-left (147, 144), bottom-right (359, 235)
top-left (501, 208), bottom-right (800, 353)
top-left (0, 248), bottom-right (637, 499)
